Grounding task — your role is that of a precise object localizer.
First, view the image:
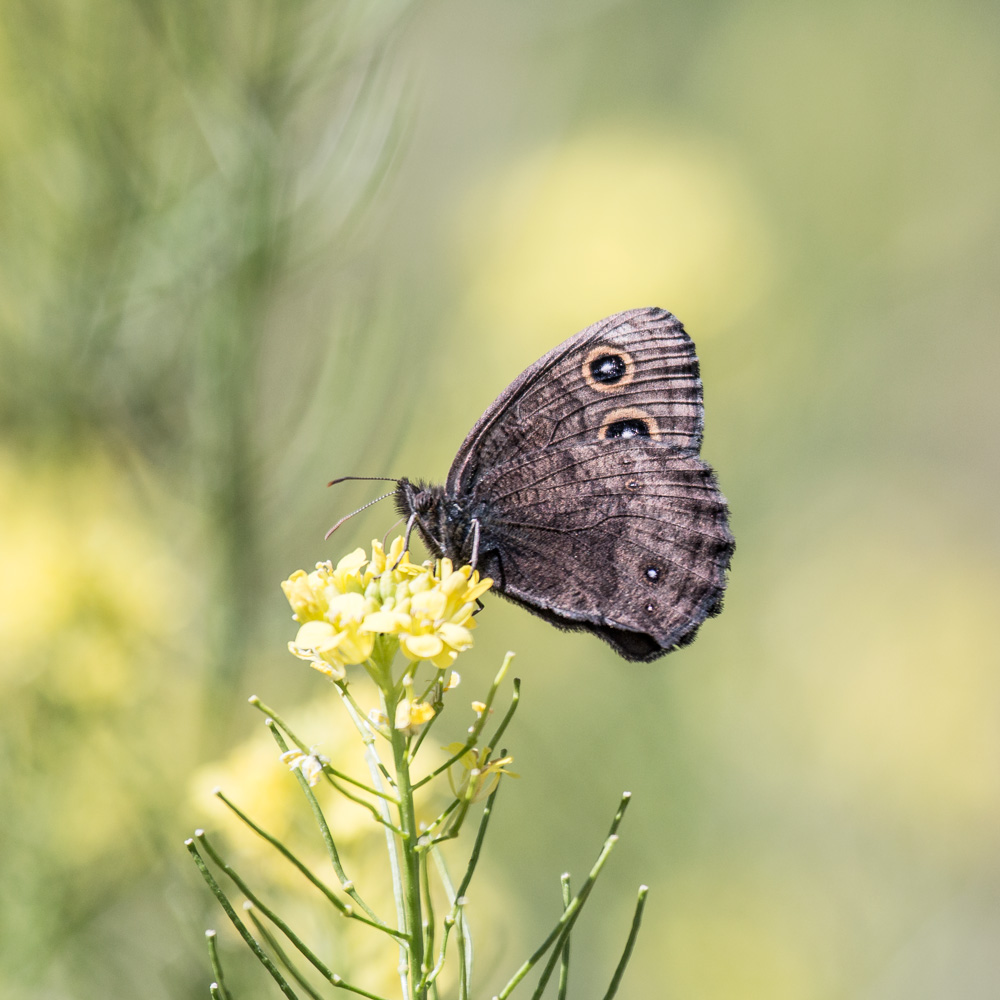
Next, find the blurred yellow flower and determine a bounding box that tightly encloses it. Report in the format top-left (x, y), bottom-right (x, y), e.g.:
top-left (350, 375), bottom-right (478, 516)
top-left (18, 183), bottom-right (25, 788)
top-left (189, 694), bottom-right (385, 878)
top-left (454, 127), bottom-right (774, 350)
top-left (281, 540), bottom-right (492, 675)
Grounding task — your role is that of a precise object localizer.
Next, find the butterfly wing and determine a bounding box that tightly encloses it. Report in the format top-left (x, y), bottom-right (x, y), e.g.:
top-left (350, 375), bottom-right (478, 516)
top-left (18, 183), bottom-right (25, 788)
top-left (438, 307), bottom-right (731, 660)
top-left (468, 440), bottom-right (733, 660)
top-left (446, 308), bottom-right (704, 496)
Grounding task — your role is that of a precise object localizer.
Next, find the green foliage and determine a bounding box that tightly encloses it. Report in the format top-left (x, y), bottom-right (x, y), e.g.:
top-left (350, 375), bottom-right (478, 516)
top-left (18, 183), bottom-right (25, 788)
top-left (191, 642), bottom-right (646, 999)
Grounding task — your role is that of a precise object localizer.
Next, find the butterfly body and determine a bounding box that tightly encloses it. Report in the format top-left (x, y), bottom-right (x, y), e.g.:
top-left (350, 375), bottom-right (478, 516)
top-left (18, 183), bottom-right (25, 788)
top-left (395, 308), bottom-right (733, 662)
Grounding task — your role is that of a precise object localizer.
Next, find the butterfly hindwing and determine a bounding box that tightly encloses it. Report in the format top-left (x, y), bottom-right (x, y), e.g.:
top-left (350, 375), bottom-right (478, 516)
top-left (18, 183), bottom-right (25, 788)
top-left (468, 441), bottom-right (733, 659)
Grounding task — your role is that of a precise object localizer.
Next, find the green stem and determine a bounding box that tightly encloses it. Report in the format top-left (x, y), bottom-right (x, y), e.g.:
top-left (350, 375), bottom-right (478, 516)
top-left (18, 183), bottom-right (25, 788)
top-left (245, 908), bottom-right (327, 1000)
top-left (213, 792), bottom-right (402, 940)
top-left (197, 830), bottom-right (357, 986)
top-left (205, 930), bottom-right (232, 1000)
top-left (601, 886), bottom-right (649, 1000)
top-left (420, 848), bottom-right (435, 989)
top-left (413, 654), bottom-right (515, 790)
top-left (247, 908), bottom-right (393, 1000)
top-left (266, 725), bottom-right (387, 919)
top-left (520, 836), bottom-right (619, 1000)
top-left (341, 683), bottom-right (411, 1000)
top-left (388, 687), bottom-right (426, 998)
top-left (425, 780), bottom-right (501, 990)
top-left (495, 792), bottom-right (632, 1000)
top-left (558, 874), bottom-right (571, 1000)
top-left (408, 700), bottom-right (440, 761)
top-left (431, 746), bottom-right (503, 843)
top-left (419, 798), bottom-right (460, 840)
top-left (249, 695), bottom-right (398, 803)
top-left (186, 839), bottom-right (300, 999)
top-left (456, 909), bottom-right (470, 1000)
top-left (484, 677), bottom-right (520, 757)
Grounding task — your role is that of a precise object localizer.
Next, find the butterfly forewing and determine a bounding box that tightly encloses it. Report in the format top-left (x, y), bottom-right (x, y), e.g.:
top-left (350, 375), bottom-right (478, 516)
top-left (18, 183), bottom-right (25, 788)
top-left (446, 308), bottom-right (704, 497)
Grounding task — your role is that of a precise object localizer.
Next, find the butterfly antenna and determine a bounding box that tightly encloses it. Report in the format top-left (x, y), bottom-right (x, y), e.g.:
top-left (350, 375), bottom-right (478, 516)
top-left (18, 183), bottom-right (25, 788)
top-left (324, 491), bottom-right (396, 540)
top-left (328, 475), bottom-right (399, 488)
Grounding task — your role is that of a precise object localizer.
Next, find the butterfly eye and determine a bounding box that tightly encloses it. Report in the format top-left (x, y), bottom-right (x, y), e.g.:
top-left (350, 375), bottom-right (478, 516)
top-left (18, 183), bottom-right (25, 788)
top-left (599, 406), bottom-right (661, 442)
top-left (583, 346), bottom-right (635, 391)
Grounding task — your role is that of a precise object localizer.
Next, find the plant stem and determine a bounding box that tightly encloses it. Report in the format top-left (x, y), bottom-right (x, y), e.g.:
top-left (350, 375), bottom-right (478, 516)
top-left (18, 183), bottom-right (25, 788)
top-left (267, 724), bottom-right (393, 922)
top-left (213, 792), bottom-right (402, 939)
top-left (413, 655), bottom-right (515, 790)
top-left (388, 689), bottom-right (426, 998)
top-left (601, 885), bottom-right (649, 1000)
top-left (186, 839), bottom-right (300, 999)
top-left (342, 682), bottom-right (411, 1000)
top-left (558, 874), bottom-right (571, 1000)
top-left (205, 930), bottom-right (232, 1000)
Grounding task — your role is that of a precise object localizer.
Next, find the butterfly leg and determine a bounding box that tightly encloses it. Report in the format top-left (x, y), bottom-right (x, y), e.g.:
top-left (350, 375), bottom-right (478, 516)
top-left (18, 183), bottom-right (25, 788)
top-left (392, 511), bottom-right (418, 570)
top-left (470, 518), bottom-right (481, 571)
top-left (382, 515), bottom-right (404, 551)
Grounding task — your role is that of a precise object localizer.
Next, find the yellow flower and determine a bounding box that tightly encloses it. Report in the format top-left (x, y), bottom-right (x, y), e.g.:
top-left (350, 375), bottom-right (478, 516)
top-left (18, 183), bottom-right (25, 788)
top-left (281, 568), bottom-right (330, 624)
top-left (281, 539), bottom-right (492, 675)
top-left (288, 592), bottom-right (375, 677)
top-left (444, 742), bottom-right (518, 801)
top-left (394, 698), bottom-right (436, 735)
top-left (367, 536), bottom-right (421, 581)
top-left (392, 562), bottom-right (492, 670)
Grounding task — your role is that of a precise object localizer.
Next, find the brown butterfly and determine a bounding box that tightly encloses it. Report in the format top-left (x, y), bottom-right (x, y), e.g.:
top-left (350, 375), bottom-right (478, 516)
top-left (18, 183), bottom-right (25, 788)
top-left (371, 308), bottom-right (732, 661)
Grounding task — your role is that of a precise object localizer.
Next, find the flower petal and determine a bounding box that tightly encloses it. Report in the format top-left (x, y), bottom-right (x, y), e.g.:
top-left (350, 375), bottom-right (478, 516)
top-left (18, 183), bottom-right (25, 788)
top-left (409, 701), bottom-right (436, 725)
top-left (410, 589), bottom-right (446, 621)
top-left (402, 633), bottom-right (444, 660)
top-left (437, 622), bottom-right (473, 650)
top-left (330, 591), bottom-right (368, 618)
top-left (429, 647), bottom-right (458, 670)
top-left (295, 620), bottom-right (338, 647)
top-left (441, 569), bottom-right (471, 596)
top-left (361, 610), bottom-right (410, 634)
top-left (466, 578), bottom-right (493, 603)
top-left (336, 548), bottom-right (368, 573)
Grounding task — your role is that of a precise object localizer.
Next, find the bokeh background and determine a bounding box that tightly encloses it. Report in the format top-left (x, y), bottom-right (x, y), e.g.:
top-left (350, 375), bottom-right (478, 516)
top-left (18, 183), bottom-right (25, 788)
top-left (2, 0), bottom-right (999, 997)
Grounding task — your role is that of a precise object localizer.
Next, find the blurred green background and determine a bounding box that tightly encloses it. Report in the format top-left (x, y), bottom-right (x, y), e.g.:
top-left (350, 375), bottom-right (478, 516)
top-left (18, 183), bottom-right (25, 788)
top-left (2, 0), bottom-right (999, 997)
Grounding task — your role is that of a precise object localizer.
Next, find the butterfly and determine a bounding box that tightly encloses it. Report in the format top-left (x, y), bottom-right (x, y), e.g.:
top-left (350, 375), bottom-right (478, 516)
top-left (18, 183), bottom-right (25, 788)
top-left (391, 307), bottom-right (733, 661)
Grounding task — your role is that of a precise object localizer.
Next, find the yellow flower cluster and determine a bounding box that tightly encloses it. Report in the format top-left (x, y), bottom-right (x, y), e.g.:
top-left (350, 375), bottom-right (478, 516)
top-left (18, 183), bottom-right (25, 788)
top-left (281, 537), bottom-right (492, 678)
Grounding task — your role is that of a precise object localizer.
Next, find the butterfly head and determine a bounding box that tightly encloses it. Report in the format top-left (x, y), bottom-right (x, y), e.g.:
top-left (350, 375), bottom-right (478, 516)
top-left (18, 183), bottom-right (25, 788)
top-left (394, 478), bottom-right (456, 560)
